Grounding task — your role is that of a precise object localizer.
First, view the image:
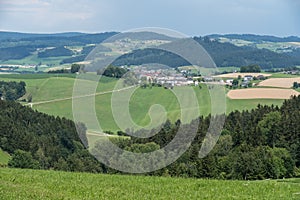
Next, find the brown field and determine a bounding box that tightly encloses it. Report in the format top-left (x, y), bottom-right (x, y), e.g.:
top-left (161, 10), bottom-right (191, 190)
top-left (258, 77), bottom-right (300, 88)
top-left (214, 73), bottom-right (272, 78)
top-left (227, 88), bottom-right (299, 99)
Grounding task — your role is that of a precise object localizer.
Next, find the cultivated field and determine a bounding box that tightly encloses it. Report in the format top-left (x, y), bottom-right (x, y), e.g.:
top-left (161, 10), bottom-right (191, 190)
top-left (258, 77), bottom-right (300, 88)
top-left (0, 168), bottom-right (299, 200)
top-left (227, 88), bottom-right (300, 99)
top-left (214, 72), bottom-right (272, 78)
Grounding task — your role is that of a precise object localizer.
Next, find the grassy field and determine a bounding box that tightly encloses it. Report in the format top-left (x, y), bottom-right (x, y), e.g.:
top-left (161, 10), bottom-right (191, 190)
top-left (0, 168), bottom-right (299, 200)
top-left (0, 149), bottom-right (10, 165)
top-left (217, 66), bottom-right (240, 72)
top-left (0, 74), bottom-right (287, 132)
top-left (268, 73), bottom-right (299, 78)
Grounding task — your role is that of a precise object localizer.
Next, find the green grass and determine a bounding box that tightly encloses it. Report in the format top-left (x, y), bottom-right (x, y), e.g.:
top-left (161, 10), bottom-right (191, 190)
top-left (217, 66), bottom-right (240, 73)
top-left (0, 74), bottom-right (288, 132)
top-left (0, 74), bottom-right (77, 79)
top-left (269, 73), bottom-right (299, 78)
top-left (227, 99), bottom-right (284, 113)
top-left (0, 149), bottom-right (10, 165)
top-left (0, 168), bottom-right (299, 200)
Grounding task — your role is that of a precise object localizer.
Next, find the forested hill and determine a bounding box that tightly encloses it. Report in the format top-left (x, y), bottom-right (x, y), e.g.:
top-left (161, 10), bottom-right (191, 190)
top-left (194, 37), bottom-right (300, 68)
top-left (95, 96), bottom-right (300, 180)
top-left (113, 37), bottom-right (300, 69)
top-left (1, 31), bottom-right (300, 69)
top-left (0, 94), bottom-right (300, 180)
top-left (0, 100), bottom-right (102, 172)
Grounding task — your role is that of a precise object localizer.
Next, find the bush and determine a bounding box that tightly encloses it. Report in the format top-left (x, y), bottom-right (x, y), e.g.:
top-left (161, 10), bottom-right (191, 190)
top-left (8, 150), bottom-right (40, 169)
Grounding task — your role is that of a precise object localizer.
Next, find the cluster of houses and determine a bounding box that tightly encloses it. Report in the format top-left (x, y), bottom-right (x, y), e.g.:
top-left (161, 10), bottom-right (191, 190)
top-left (133, 68), bottom-right (199, 87)
top-left (241, 75), bottom-right (254, 87)
top-left (224, 74), bottom-right (266, 88)
top-left (283, 69), bottom-right (299, 75)
top-left (131, 66), bottom-right (269, 89)
top-left (0, 64), bottom-right (36, 73)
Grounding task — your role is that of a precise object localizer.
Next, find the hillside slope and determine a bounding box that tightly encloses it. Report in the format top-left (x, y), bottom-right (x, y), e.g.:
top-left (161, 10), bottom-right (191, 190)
top-left (0, 100), bottom-right (101, 172)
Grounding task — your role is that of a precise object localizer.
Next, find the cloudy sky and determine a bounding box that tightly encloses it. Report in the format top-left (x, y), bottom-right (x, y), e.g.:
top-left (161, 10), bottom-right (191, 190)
top-left (0, 0), bottom-right (299, 36)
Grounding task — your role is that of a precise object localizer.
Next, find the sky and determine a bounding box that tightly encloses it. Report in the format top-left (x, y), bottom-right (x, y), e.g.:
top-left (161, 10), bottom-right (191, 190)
top-left (0, 0), bottom-right (299, 36)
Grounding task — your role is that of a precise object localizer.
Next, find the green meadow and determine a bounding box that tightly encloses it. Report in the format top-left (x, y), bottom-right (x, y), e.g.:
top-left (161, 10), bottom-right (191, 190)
top-left (0, 149), bottom-right (10, 165)
top-left (0, 168), bottom-right (299, 200)
top-left (0, 74), bottom-right (285, 132)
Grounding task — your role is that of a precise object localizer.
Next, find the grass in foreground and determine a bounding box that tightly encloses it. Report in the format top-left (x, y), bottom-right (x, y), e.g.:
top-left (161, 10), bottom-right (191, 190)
top-left (0, 168), bottom-right (300, 200)
top-left (0, 149), bottom-right (10, 165)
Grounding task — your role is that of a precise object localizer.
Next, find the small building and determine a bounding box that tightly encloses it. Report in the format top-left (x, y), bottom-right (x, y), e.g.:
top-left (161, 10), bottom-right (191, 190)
top-left (204, 77), bottom-right (213, 82)
top-left (256, 75), bottom-right (265, 80)
top-left (244, 75), bottom-right (253, 82)
top-left (225, 79), bottom-right (233, 86)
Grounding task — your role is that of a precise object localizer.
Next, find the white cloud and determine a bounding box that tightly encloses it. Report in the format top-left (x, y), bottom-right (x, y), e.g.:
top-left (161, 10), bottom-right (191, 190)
top-left (0, 0), bottom-right (298, 36)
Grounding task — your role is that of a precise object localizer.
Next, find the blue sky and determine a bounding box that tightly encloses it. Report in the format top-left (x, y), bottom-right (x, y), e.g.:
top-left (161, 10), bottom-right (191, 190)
top-left (0, 0), bottom-right (299, 36)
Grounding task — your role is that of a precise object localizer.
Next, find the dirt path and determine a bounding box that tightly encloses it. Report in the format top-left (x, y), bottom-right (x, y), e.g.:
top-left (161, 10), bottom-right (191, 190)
top-left (27, 85), bottom-right (137, 108)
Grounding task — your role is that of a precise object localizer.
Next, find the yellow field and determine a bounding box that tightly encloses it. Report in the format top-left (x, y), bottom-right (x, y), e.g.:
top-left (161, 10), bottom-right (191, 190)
top-left (227, 88), bottom-right (299, 99)
top-left (214, 73), bottom-right (271, 78)
top-left (258, 77), bottom-right (300, 88)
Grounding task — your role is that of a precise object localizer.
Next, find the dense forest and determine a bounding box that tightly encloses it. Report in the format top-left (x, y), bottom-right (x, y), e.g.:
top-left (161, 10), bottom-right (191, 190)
top-left (112, 48), bottom-right (191, 68)
top-left (0, 100), bottom-right (102, 172)
top-left (0, 81), bottom-right (26, 101)
top-left (0, 46), bottom-right (37, 61)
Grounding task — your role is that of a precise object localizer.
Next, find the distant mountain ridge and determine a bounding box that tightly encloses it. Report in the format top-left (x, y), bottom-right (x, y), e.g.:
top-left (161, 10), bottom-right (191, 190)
top-left (0, 31), bottom-right (175, 42)
top-left (1, 31), bottom-right (300, 69)
top-left (1, 31), bottom-right (299, 42)
top-left (0, 31), bottom-right (87, 40)
top-left (207, 34), bottom-right (300, 43)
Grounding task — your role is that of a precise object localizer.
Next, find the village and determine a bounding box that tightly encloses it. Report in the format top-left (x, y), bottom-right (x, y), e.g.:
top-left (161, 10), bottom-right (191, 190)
top-left (131, 66), bottom-right (270, 89)
top-left (131, 66), bottom-right (199, 88)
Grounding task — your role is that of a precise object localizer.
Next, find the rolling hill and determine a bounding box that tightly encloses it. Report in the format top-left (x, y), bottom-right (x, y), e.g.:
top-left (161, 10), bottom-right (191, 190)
top-left (1, 32), bottom-right (300, 71)
top-left (0, 74), bottom-right (285, 133)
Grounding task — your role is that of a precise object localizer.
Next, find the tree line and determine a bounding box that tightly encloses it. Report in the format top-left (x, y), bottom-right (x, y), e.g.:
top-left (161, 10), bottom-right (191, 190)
top-left (1, 90), bottom-right (300, 180)
top-left (48, 64), bottom-right (83, 74)
top-left (0, 100), bottom-right (102, 173)
top-left (240, 65), bottom-right (261, 73)
top-left (92, 96), bottom-right (300, 180)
